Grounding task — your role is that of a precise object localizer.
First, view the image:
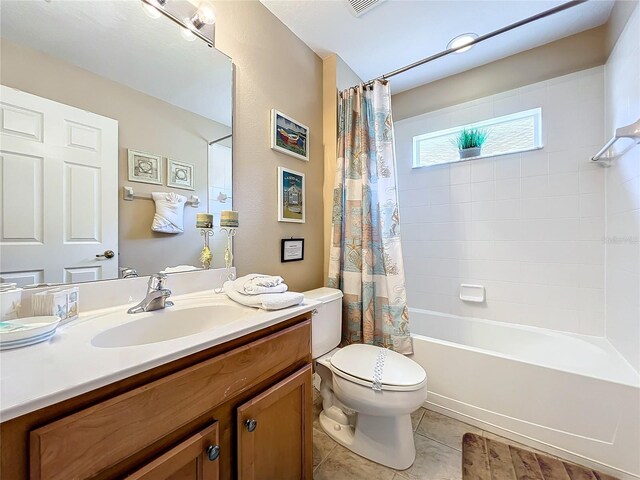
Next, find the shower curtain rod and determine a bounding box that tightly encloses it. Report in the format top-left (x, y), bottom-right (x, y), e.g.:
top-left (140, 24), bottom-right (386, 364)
top-left (365, 0), bottom-right (588, 86)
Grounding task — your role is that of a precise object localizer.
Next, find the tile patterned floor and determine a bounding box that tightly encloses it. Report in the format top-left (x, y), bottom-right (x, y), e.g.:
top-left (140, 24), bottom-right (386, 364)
top-left (312, 390), bottom-right (548, 480)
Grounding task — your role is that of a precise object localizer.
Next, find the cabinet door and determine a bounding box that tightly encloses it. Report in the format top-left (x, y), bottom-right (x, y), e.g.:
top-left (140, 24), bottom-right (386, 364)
top-left (127, 423), bottom-right (220, 480)
top-left (237, 365), bottom-right (313, 480)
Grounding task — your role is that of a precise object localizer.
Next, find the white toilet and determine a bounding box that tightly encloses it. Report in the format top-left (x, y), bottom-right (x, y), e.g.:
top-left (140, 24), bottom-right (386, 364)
top-left (304, 288), bottom-right (428, 470)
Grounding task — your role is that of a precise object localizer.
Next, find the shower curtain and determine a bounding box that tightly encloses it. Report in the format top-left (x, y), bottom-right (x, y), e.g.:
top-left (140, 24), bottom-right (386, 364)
top-left (327, 80), bottom-right (412, 354)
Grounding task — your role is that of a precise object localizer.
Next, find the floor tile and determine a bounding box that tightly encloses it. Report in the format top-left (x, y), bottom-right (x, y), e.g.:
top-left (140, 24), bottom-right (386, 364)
top-left (410, 407), bottom-right (426, 431)
top-left (313, 445), bottom-right (396, 480)
top-left (395, 434), bottom-right (462, 480)
top-left (313, 427), bottom-right (338, 470)
top-left (416, 409), bottom-right (482, 451)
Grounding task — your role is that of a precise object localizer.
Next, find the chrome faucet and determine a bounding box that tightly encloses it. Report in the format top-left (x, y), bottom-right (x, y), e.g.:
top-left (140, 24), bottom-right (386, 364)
top-left (127, 273), bottom-right (174, 314)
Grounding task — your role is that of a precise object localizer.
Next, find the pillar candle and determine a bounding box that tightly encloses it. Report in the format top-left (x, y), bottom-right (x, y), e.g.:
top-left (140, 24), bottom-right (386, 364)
top-left (220, 210), bottom-right (239, 228)
top-left (196, 213), bottom-right (214, 229)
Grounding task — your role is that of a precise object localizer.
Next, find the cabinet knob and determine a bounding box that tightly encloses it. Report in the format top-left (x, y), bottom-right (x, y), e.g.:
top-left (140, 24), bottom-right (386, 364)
top-left (206, 444), bottom-right (220, 461)
top-left (244, 419), bottom-right (257, 432)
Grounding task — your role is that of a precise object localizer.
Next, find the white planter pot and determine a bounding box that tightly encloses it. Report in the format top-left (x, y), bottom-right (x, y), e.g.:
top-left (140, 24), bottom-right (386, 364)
top-left (459, 147), bottom-right (481, 159)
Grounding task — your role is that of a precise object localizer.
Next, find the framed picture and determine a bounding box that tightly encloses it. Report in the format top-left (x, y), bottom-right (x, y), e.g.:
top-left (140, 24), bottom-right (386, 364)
top-left (167, 159), bottom-right (195, 190)
top-left (128, 149), bottom-right (162, 185)
top-left (270, 109), bottom-right (309, 161)
top-left (278, 166), bottom-right (305, 223)
top-left (281, 238), bottom-right (304, 262)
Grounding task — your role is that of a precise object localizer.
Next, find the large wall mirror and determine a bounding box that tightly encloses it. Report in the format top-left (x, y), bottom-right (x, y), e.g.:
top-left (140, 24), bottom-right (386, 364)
top-left (0, 0), bottom-right (233, 286)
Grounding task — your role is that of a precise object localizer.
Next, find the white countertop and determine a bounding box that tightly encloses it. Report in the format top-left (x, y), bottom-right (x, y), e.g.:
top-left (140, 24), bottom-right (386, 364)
top-left (0, 290), bottom-right (319, 422)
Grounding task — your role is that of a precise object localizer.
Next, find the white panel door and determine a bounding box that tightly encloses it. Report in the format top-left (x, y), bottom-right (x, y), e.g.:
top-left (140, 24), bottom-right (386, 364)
top-left (0, 85), bottom-right (118, 285)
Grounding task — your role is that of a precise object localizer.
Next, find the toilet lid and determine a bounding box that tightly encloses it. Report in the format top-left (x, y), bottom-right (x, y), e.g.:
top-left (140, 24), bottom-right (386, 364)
top-left (329, 344), bottom-right (426, 388)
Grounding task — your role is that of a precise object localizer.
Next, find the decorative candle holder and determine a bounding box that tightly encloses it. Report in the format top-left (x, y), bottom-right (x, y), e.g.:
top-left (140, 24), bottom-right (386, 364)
top-left (199, 228), bottom-right (214, 269)
top-left (220, 227), bottom-right (237, 281)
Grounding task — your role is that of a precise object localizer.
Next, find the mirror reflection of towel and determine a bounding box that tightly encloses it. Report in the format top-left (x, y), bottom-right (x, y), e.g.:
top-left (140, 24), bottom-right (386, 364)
top-left (151, 192), bottom-right (187, 234)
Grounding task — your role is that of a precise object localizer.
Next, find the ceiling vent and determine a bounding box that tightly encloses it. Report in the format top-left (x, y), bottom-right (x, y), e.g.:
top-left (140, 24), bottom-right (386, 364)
top-left (345, 0), bottom-right (387, 17)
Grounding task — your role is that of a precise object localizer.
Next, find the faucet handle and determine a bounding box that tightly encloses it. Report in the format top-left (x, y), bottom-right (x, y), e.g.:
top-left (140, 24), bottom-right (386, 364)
top-left (148, 272), bottom-right (168, 291)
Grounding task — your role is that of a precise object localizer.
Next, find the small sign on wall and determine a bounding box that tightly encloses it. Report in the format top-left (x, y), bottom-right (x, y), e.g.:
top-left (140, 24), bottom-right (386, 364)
top-left (281, 238), bottom-right (304, 262)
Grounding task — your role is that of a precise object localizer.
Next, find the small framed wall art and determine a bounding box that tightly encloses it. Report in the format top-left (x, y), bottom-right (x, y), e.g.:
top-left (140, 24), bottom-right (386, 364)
top-left (168, 159), bottom-right (195, 190)
top-left (270, 109), bottom-right (309, 161)
top-left (128, 149), bottom-right (162, 185)
top-left (278, 166), bottom-right (305, 223)
top-left (281, 238), bottom-right (304, 262)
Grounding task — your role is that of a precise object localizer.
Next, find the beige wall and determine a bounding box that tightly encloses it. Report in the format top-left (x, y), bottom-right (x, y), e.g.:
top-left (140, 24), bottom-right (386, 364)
top-left (392, 25), bottom-right (609, 121)
top-left (321, 54), bottom-right (362, 281)
top-left (604, 0), bottom-right (639, 52)
top-left (0, 38), bottom-right (231, 277)
top-left (213, 1), bottom-right (324, 292)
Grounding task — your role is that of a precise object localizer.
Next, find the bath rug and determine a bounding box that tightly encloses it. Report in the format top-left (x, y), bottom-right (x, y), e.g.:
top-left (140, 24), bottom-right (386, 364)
top-left (462, 432), bottom-right (619, 480)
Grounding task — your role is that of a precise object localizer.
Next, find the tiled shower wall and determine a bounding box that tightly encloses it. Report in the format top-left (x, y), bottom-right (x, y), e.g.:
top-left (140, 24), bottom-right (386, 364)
top-left (604, 7), bottom-right (639, 372)
top-left (394, 67), bottom-right (606, 335)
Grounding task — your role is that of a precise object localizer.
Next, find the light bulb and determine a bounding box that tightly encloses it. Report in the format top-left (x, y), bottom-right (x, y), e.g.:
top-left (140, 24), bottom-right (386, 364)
top-left (196, 2), bottom-right (216, 24)
top-left (447, 33), bottom-right (478, 53)
top-left (181, 24), bottom-right (197, 42)
top-left (141, 2), bottom-right (162, 19)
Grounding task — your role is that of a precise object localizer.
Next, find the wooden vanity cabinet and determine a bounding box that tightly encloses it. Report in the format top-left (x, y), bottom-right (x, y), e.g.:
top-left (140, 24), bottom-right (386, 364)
top-left (237, 366), bottom-right (313, 480)
top-left (127, 422), bottom-right (221, 480)
top-left (0, 314), bottom-right (313, 480)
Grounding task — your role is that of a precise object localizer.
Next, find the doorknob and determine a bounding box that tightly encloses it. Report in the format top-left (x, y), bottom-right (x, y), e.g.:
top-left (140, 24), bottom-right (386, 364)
top-left (206, 445), bottom-right (220, 461)
top-left (96, 250), bottom-right (115, 259)
top-left (244, 419), bottom-right (257, 432)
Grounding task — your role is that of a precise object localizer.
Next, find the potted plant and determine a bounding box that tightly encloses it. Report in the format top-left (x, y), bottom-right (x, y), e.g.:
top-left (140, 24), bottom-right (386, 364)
top-left (455, 128), bottom-right (488, 159)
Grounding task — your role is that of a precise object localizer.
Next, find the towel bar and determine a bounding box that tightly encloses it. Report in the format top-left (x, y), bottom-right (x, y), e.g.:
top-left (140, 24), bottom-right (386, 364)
top-left (122, 186), bottom-right (200, 207)
top-left (591, 118), bottom-right (640, 163)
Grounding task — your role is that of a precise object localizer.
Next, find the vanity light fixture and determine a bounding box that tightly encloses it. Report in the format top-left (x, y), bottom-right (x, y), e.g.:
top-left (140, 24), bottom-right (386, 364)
top-left (447, 33), bottom-right (478, 53)
top-left (141, 0), bottom-right (167, 20)
top-left (191, 2), bottom-right (216, 27)
top-left (139, 0), bottom-right (214, 47)
top-left (183, 2), bottom-right (215, 42)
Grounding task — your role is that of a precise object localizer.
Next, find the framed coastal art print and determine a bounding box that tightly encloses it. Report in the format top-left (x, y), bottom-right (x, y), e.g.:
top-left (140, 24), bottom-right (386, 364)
top-left (167, 159), bottom-right (195, 190)
top-left (127, 149), bottom-right (162, 185)
top-left (270, 109), bottom-right (309, 161)
top-left (278, 167), bottom-right (305, 223)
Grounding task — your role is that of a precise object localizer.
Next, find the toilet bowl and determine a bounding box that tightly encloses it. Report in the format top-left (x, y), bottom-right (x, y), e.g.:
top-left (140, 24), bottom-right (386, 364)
top-left (304, 288), bottom-right (428, 470)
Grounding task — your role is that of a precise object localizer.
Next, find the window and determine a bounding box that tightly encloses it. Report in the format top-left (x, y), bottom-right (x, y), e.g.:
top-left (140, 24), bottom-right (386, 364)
top-left (412, 108), bottom-right (542, 168)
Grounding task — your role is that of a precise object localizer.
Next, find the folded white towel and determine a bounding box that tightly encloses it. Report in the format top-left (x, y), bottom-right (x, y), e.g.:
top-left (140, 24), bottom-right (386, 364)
top-left (161, 265), bottom-right (200, 274)
top-left (233, 274), bottom-right (288, 295)
top-left (223, 281), bottom-right (303, 310)
top-left (151, 192), bottom-right (187, 234)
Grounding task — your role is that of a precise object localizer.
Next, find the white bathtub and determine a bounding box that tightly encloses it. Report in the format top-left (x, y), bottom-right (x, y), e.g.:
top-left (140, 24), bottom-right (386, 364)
top-left (408, 308), bottom-right (640, 479)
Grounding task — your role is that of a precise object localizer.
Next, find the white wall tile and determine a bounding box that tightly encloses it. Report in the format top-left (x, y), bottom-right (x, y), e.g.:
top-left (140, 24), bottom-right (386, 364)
top-left (397, 67), bottom-right (607, 336)
top-left (604, 6), bottom-right (640, 372)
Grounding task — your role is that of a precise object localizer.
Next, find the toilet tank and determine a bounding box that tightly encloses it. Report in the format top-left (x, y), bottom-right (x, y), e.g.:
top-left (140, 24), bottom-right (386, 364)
top-left (303, 288), bottom-right (343, 359)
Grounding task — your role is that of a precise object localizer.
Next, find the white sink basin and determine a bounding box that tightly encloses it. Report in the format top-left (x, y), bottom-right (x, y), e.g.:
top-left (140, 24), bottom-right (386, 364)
top-left (91, 303), bottom-right (251, 348)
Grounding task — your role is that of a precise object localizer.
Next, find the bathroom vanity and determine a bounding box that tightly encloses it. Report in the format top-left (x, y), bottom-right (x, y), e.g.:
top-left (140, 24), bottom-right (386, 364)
top-left (0, 289), bottom-right (316, 480)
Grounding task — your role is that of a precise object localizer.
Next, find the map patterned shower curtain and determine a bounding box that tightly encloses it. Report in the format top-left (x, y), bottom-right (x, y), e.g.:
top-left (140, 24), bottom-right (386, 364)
top-left (328, 80), bottom-right (412, 354)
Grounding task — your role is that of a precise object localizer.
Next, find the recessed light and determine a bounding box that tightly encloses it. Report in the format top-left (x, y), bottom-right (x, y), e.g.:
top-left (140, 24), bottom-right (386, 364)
top-left (447, 33), bottom-right (478, 53)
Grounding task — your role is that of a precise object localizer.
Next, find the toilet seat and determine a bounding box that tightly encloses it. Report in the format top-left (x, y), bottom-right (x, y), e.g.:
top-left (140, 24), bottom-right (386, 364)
top-left (329, 344), bottom-right (427, 392)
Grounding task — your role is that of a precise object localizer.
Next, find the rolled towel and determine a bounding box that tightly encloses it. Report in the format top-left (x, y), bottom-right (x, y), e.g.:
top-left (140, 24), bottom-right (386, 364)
top-left (244, 283), bottom-right (288, 295)
top-left (233, 274), bottom-right (288, 295)
top-left (245, 274), bottom-right (284, 288)
top-left (223, 281), bottom-right (303, 310)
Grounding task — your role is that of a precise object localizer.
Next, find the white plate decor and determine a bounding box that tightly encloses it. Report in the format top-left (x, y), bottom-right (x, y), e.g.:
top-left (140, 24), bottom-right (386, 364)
top-left (0, 316), bottom-right (61, 350)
